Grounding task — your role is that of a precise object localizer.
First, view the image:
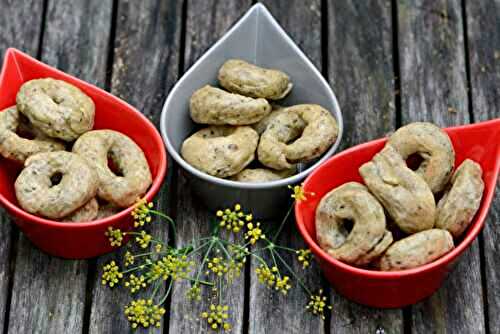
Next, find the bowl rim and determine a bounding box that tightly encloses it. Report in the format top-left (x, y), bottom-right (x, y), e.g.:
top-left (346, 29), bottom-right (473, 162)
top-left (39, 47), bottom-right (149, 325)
top-left (160, 3), bottom-right (343, 190)
top-left (294, 134), bottom-right (496, 279)
top-left (0, 48), bottom-right (168, 229)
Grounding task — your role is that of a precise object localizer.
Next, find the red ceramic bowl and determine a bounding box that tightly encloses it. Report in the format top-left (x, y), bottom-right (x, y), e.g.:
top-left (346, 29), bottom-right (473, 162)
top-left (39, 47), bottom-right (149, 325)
top-left (0, 49), bottom-right (167, 259)
top-left (296, 119), bottom-right (500, 308)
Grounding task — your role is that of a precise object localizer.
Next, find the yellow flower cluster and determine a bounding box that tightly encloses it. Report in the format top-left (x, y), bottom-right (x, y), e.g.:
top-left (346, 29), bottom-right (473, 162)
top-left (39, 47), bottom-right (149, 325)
top-left (245, 222), bottom-right (265, 244)
top-left (132, 198), bottom-right (153, 227)
top-left (135, 230), bottom-right (152, 249)
top-left (148, 254), bottom-right (194, 282)
top-left (289, 184), bottom-right (314, 202)
top-left (124, 299), bottom-right (165, 329)
top-left (206, 257), bottom-right (228, 277)
top-left (124, 251), bottom-right (134, 267)
top-left (125, 274), bottom-right (147, 293)
top-left (296, 249), bottom-right (312, 269)
top-left (186, 284), bottom-right (202, 301)
top-left (101, 261), bottom-right (123, 287)
top-left (255, 265), bottom-right (291, 295)
top-left (105, 226), bottom-right (124, 247)
top-left (201, 304), bottom-right (231, 331)
top-left (217, 204), bottom-right (252, 233)
top-left (306, 289), bottom-right (332, 320)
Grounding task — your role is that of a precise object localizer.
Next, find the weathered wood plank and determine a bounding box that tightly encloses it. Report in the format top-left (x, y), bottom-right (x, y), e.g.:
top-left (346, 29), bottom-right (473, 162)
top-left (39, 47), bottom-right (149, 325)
top-left (327, 1), bottom-right (403, 333)
top-left (0, 1), bottom-right (45, 331)
top-left (88, 0), bottom-right (182, 333)
top-left (465, 1), bottom-right (500, 333)
top-left (6, 1), bottom-right (113, 333)
top-left (167, 1), bottom-right (251, 333)
top-left (247, 2), bottom-right (328, 334)
top-left (396, 0), bottom-right (485, 332)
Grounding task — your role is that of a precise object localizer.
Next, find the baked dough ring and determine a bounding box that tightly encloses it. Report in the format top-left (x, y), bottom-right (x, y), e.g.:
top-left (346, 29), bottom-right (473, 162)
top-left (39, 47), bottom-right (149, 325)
top-left (436, 159), bottom-right (484, 238)
top-left (388, 122), bottom-right (455, 193)
top-left (16, 78), bottom-right (95, 141)
top-left (61, 198), bottom-right (99, 222)
top-left (15, 152), bottom-right (98, 219)
top-left (218, 59), bottom-right (292, 100)
top-left (230, 167), bottom-right (295, 183)
top-left (359, 144), bottom-right (436, 234)
top-left (257, 111), bottom-right (306, 170)
top-left (0, 106), bottom-right (65, 163)
top-left (181, 126), bottom-right (258, 178)
top-left (190, 85), bottom-right (271, 125)
top-left (72, 130), bottom-right (152, 208)
top-left (315, 182), bottom-right (387, 265)
top-left (379, 229), bottom-right (454, 271)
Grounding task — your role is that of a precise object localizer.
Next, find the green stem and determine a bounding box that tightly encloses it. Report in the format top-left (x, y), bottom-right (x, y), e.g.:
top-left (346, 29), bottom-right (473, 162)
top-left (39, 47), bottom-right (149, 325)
top-left (272, 204), bottom-right (293, 242)
top-left (269, 248), bottom-right (282, 279)
top-left (274, 245), bottom-right (298, 253)
top-left (186, 277), bottom-right (214, 286)
top-left (274, 251), bottom-right (310, 295)
top-left (157, 280), bottom-right (173, 306)
top-left (194, 241), bottom-right (215, 284)
top-left (150, 210), bottom-right (177, 239)
top-left (121, 262), bottom-right (153, 274)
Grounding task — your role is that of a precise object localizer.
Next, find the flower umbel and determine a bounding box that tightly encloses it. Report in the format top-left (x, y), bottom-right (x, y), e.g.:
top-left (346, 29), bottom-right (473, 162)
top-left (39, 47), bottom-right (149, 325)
top-left (296, 249), bottom-right (312, 269)
top-left (255, 265), bottom-right (277, 288)
top-left (132, 198), bottom-right (153, 227)
top-left (124, 299), bottom-right (165, 329)
top-left (289, 184), bottom-right (314, 202)
top-left (186, 284), bottom-right (202, 301)
top-left (135, 230), bottom-right (152, 249)
top-left (201, 304), bottom-right (231, 331)
top-left (101, 261), bottom-right (123, 287)
top-left (217, 204), bottom-right (252, 234)
top-left (105, 226), bottom-right (124, 247)
top-left (245, 222), bottom-right (265, 244)
top-left (124, 251), bottom-right (135, 267)
top-left (125, 274), bottom-right (147, 293)
top-left (306, 289), bottom-right (332, 320)
top-left (275, 276), bottom-right (292, 295)
top-left (148, 254), bottom-right (194, 282)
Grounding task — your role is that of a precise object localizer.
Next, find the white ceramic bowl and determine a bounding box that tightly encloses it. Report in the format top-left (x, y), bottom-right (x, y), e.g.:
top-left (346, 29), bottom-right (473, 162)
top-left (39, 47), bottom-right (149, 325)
top-left (160, 3), bottom-right (343, 218)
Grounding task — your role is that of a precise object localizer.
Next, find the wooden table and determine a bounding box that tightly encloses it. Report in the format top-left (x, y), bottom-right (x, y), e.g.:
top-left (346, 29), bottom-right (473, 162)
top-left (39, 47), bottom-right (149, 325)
top-left (0, 1), bottom-right (498, 333)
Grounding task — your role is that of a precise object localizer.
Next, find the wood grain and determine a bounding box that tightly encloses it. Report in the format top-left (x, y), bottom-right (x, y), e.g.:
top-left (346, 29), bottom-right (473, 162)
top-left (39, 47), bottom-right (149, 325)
top-left (465, 0), bottom-right (500, 333)
top-left (5, 1), bottom-right (112, 333)
top-left (88, 1), bottom-right (182, 333)
top-left (327, 1), bottom-right (403, 333)
top-left (247, 1), bottom-right (328, 334)
top-left (167, 1), bottom-right (251, 333)
top-left (396, 0), bottom-right (485, 332)
top-left (0, 0), bottom-right (45, 331)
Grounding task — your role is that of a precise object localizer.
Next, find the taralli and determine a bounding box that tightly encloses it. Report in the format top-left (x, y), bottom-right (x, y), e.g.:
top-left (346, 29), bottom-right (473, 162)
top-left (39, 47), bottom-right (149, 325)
top-left (95, 202), bottom-right (121, 219)
top-left (379, 229), bottom-right (454, 271)
top-left (286, 104), bottom-right (338, 162)
top-left (61, 198), bottom-right (99, 222)
top-left (73, 130), bottom-right (152, 208)
top-left (252, 105), bottom-right (286, 134)
top-left (16, 78), bottom-right (95, 141)
top-left (315, 182), bottom-right (387, 265)
top-left (436, 159), bottom-right (484, 238)
top-left (359, 144), bottom-right (436, 234)
top-left (388, 122), bottom-right (455, 193)
top-left (230, 167), bottom-right (295, 183)
top-left (356, 230), bottom-right (393, 265)
top-left (0, 106), bottom-right (65, 163)
top-left (190, 85), bottom-right (271, 125)
top-left (258, 111), bottom-right (306, 170)
top-left (218, 59), bottom-right (293, 100)
top-left (181, 126), bottom-right (259, 178)
top-left (15, 152), bottom-right (98, 219)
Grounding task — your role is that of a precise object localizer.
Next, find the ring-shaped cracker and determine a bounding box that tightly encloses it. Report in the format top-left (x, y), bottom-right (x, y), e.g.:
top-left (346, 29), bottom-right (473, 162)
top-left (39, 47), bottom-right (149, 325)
top-left (218, 59), bottom-right (293, 100)
top-left (61, 198), bottom-right (99, 222)
top-left (72, 130), bottom-right (152, 208)
top-left (0, 106), bottom-right (65, 163)
top-left (359, 144), bottom-right (436, 234)
top-left (190, 85), bottom-right (271, 125)
top-left (16, 78), bottom-right (95, 141)
top-left (181, 126), bottom-right (259, 178)
top-left (436, 159), bottom-right (484, 238)
top-left (388, 122), bottom-right (455, 193)
top-left (315, 182), bottom-right (387, 265)
top-left (15, 152), bottom-right (98, 219)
